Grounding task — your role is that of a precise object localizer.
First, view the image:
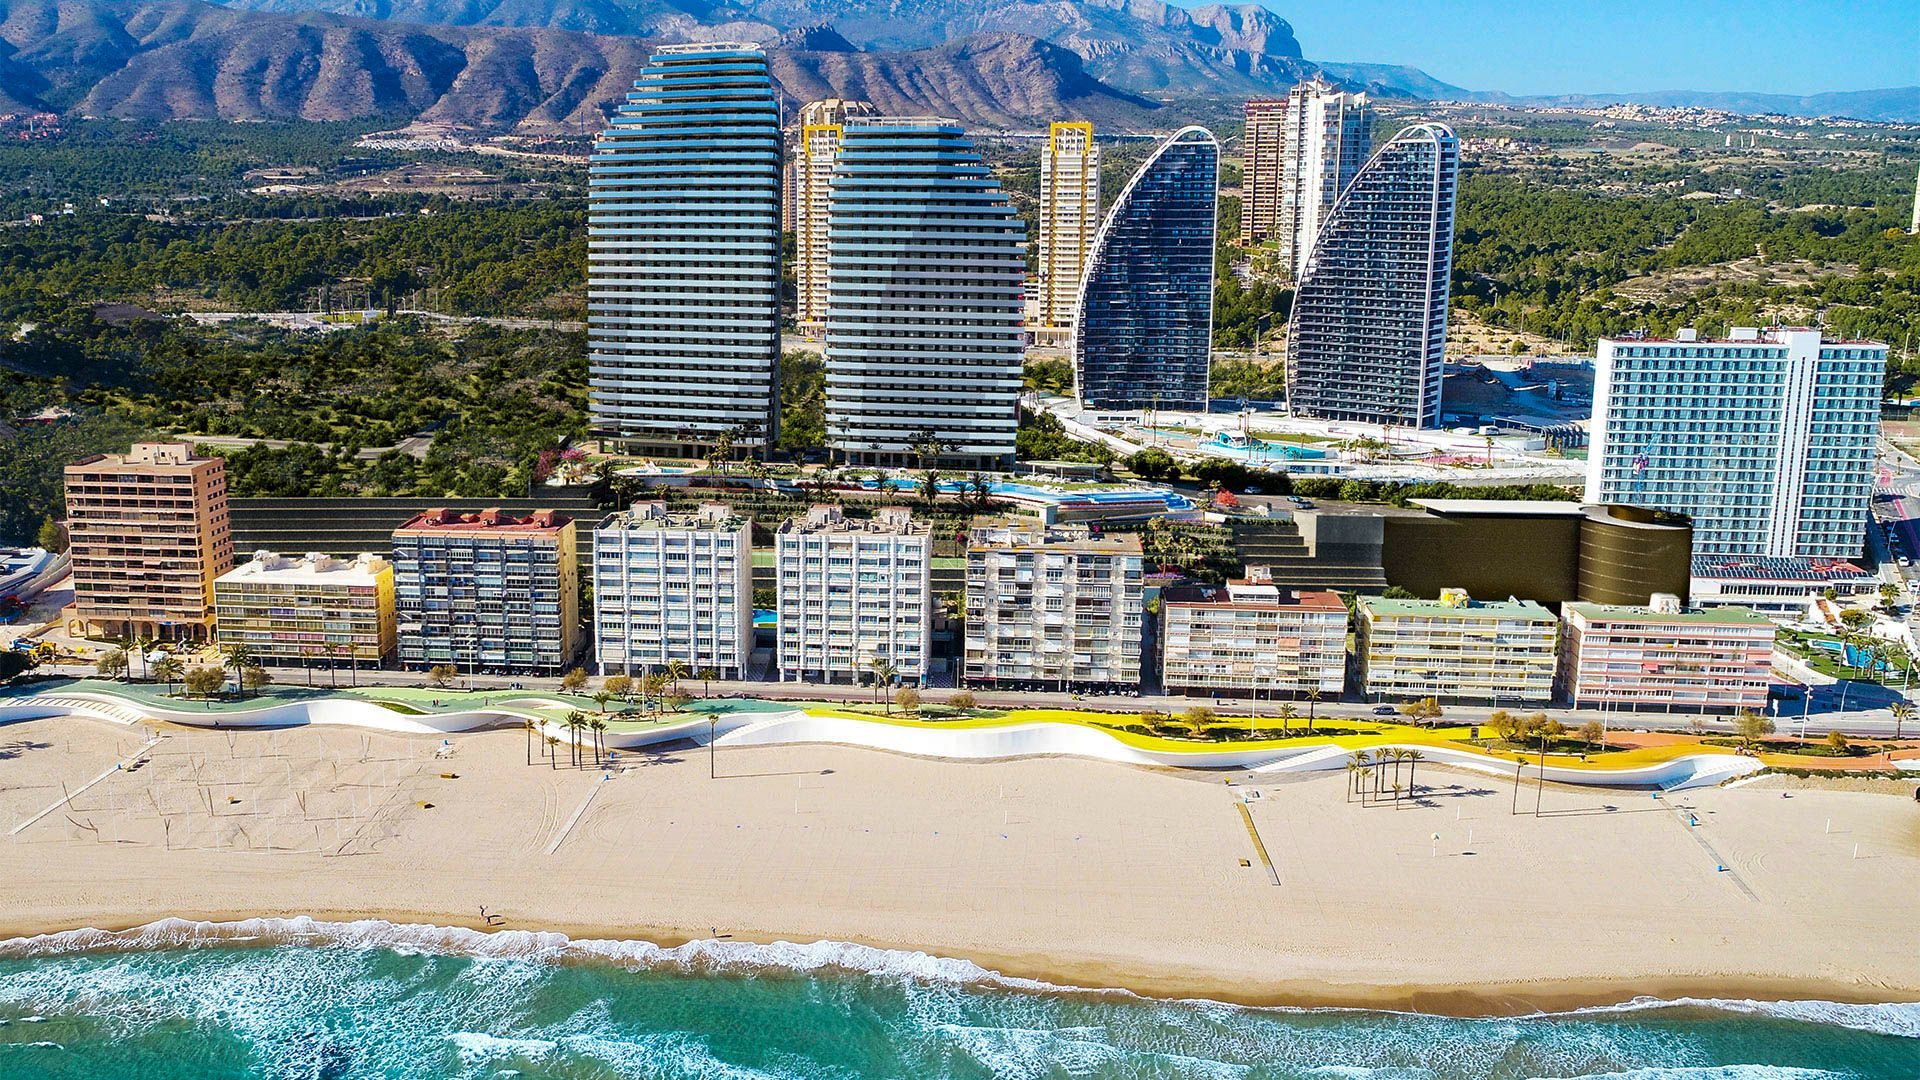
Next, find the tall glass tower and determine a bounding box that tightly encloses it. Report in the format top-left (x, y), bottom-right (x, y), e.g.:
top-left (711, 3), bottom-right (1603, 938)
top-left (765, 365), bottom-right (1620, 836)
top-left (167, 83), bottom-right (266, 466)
top-left (1285, 123), bottom-right (1457, 428)
top-left (825, 117), bottom-right (1026, 469)
top-left (1070, 125), bottom-right (1218, 412)
top-left (588, 43), bottom-right (783, 456)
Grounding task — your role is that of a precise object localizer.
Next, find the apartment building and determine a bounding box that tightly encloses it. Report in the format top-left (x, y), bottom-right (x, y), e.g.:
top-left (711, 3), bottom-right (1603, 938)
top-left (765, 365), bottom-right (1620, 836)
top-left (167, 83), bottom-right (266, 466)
top-left (824, 117), bottom-right (1026, 468)
top-left (1240, 99), bottom-right (1289, 244)
top-left (795, 98), bottom-right (878, 336)
top-left (963, 522), bottom-right (1144, 690)
top-left (391, 508), bottom-right (581, 675)
top-left (1160, 568), bottom-right (1346, 697)
top-left (1034, 120), bottom-right (1101, 346)
top-left (775, 505), bottom-right (931, 685)
top-left (1561, 594), bottom-right (1776, 713)
top-left (1356, 589), bottom-right (1557, 705)
top-left (1286, 123), bottom-right (1458, 428)
top-left (214, 551), bottom-right (396, 665)
top-left (1586, 327), bottom-right (1886, 558)
top-left (65, 442), bottom-right (233, 641)
top-left (1689, 554), bottom-right (1879, 616)
top-left (1071, 126), bottom-right (1218, 412)
top-left (1274, 81), bottom-right (1373, 280)
top-left (593, 501), bottom-right (753, 678)
top-left (587, 43), bottom-right (783, 456)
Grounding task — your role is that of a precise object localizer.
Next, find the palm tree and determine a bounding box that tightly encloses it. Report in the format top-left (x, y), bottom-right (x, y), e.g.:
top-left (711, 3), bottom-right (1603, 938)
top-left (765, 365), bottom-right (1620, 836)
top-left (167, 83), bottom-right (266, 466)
top-left (1344, 761), bottom-right (1360, 802)
top-left (523, 717), bottom-right (537, 765)
top-left (221, 642), bottom-right (255, 698)
top-left (869, 658), bottom-right (897, 707)
top-left (1892, 700), bottom-right (1913, 741)
top-left (589, 715), bottom-right (608, 765)
top-left (564, 711), bottom-right (586, 766)
top-left (152, 655), bottom-right (184, 696)
top-left (698, 667), bottom-right (718, 699)
top-left (1347, 751), bottom-right (1371, 800)
top-left (1275, 702), bottom-right (1299, 736)
top-left (592, 690), bottom-right (612, 715)
top-left (1404, 749), bottom-right (1425, 798)
top-left (664, 659), bottom-right (689, 696)
top-left (1304, 688), bottom-right (1322, 730)
top-left (129, 634), bottom-right (156, 682)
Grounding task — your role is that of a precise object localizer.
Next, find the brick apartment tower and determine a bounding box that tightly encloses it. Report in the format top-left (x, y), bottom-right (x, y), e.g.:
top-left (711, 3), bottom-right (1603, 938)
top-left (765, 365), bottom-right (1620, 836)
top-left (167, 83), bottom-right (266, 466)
top-left (1239, 98), bottom-right (1290, 244)
top-left (64, 442), bottom-right (233, 642)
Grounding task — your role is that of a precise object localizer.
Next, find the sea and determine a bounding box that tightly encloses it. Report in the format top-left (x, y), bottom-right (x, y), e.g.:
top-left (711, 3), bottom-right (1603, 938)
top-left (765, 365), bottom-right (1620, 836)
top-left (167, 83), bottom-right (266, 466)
top-left (0, 919), bottom-right (1914, 1080)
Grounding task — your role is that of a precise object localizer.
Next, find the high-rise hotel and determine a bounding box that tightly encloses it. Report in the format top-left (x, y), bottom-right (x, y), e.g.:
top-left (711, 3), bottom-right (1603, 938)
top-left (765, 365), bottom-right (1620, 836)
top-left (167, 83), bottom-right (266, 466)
top-left (824, 117), bottom-right (1027, 468)
top-left (1586, 327), bottom-right (1886, 557)
top-left (588, 43), bottom-right (783, 456)
top-left (794, 98), bottom-right (878, 337)
top-left (1034, 120), bottom-right (1100, 347)
top-left (1071, 126), bottom-right (1218, 412)
top-left (1286, 123), bottom-right (1458, 428)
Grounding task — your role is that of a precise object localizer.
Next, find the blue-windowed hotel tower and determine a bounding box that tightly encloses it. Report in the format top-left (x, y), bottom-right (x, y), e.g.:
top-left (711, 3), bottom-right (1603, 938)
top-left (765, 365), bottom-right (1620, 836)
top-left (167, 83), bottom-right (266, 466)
top-left (1070, 126), bottom-right (1220, 412)
top-left (588, 44), bottom-right (783, 456)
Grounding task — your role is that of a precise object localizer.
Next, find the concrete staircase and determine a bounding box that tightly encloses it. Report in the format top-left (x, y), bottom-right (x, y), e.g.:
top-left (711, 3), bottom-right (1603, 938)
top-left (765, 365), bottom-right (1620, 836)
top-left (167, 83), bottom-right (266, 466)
top-left (1228, 519), bottom-right (1388, 593)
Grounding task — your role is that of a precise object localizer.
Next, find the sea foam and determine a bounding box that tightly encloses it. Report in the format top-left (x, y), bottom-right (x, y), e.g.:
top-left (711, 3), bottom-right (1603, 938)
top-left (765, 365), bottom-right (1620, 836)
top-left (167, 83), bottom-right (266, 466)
top-left (0, 916), bottom-right (1915, 1043)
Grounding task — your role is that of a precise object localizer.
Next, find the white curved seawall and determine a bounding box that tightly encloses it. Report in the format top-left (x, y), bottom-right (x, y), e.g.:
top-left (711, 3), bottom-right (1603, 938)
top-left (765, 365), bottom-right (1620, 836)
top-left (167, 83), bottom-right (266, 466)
top-left (1, 693), bottom-right (1762, 790)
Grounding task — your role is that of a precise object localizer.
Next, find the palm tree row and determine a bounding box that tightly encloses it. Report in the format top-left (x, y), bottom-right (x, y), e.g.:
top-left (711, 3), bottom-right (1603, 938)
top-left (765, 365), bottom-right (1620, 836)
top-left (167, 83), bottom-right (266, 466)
top-left (1344, 748), bottom-right (1425, 805)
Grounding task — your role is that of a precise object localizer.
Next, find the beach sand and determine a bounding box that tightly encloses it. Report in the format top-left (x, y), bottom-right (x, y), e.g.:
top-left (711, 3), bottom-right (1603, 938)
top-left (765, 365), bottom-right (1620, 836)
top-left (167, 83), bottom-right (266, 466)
top-left (2, 715), bottom-right (1917, 1013)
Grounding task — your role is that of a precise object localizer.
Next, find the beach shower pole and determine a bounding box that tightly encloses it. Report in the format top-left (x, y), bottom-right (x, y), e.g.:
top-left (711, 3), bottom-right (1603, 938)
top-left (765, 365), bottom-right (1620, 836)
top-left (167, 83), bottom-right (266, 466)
top-left (709, 717), bottom-right (718, 779)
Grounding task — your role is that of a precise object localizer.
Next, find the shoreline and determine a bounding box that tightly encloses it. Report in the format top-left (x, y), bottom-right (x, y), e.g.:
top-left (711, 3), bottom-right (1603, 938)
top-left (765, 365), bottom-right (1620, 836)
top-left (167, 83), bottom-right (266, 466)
top-left (2, 910), bottom-right (1916, 1019)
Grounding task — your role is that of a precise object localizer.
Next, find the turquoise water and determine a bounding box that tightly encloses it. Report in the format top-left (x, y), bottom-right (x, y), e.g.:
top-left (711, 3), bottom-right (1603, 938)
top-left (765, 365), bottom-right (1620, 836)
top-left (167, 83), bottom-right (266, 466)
top-left (0, 921), bottom-right (1916, 1079)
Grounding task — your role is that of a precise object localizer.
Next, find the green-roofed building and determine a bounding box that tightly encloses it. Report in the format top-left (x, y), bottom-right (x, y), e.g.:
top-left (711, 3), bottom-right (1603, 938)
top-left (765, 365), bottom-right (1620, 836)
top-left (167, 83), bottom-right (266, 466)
top-left (1356, 589), bottom-right (1558, 705)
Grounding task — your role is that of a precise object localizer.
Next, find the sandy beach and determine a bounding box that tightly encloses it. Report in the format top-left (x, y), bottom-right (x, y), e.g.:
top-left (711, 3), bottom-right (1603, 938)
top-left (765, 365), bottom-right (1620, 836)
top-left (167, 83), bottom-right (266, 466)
top-left (2, 714), bottom-right (1918, 1013)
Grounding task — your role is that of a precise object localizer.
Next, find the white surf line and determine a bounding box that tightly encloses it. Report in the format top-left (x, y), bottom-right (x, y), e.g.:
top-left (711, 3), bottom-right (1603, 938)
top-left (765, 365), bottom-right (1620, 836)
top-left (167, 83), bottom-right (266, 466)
top-left (545, 775), bottom-right (610, 856)
top-left (9, 734), bottom-right (162, 837)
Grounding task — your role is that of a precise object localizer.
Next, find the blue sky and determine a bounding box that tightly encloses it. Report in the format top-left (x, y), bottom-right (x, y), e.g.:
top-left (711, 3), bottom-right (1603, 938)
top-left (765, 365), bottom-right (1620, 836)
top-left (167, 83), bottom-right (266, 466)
top-left (1274, 0), bottom-right (1920, 96)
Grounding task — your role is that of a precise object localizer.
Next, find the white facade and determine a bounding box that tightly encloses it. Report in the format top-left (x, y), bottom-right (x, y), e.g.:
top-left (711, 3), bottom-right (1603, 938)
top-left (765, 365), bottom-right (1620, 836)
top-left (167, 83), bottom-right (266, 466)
top-left (795, 98), bottom-right (878, 336)
top-left (1160, 572), bottom-right (1346, 696)
top-left (1277, 80), bottom-right (1373, 280)
top-left (775, 505), bottom-right (932, 685)
top-left (1586, 328), bottom-right (1886, 558)
top-left (963, 522), bottom-right (1143, 688)
top-left (1035, 121), bottom-right (1100, 345)
top-left (1356, 590), bottom-right (1558, 705)
top-left (593, 501), bottom-right (753, 678)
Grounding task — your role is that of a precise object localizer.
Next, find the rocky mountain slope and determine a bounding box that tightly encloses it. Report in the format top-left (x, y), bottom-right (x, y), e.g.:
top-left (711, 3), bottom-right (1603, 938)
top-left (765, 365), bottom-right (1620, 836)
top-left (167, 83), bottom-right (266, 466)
top-left (215, 0), bottom-right (1319, 95)
top-left (0, 0), bottom-right (1162, 128)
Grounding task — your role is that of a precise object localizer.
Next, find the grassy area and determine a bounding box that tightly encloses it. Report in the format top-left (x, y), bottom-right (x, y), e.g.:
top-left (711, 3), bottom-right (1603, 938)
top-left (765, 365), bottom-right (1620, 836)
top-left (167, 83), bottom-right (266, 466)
top-left (1777, 629), bottom-right (1914, 685)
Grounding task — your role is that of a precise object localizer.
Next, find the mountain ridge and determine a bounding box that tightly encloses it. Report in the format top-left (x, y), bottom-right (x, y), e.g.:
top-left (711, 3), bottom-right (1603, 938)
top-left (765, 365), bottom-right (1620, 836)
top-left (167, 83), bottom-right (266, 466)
top-left (0, 0), bottom-right (1166, 129)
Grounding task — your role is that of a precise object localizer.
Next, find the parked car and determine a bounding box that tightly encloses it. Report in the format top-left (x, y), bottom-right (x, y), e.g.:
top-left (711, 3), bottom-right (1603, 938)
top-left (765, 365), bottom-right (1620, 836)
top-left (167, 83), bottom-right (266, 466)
top-left (1372, 704), bottom-right (1399, 716)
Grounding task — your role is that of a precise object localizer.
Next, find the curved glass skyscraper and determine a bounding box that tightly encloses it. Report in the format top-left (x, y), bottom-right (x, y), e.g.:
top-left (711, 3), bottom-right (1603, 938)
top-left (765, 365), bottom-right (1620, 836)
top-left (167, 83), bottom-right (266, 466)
top-left (1070, 126), bottom-right (1218, 412)
top-left (1285, 123), bottom-right (1458, 428)
top-left (825, 118), bottom-right (1026, 468)
top-left (588, 43), bottom-right (782, 455)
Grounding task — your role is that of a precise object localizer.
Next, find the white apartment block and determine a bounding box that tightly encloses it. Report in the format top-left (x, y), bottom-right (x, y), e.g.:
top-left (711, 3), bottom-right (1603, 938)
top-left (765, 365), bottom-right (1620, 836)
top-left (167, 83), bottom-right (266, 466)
top-left (593, 501), bottom-right (754, 678)
top-left (776, 505), bottom-right (931, 685)
top-left (1560, 594), bottom-right (1775, 714)
top-left (1035, 120), bottom-right (1100, 346)
top-left (1356, 590), bottom-right (1557, 705)
top-left (795, 98), bottom-right (878, 336)
top-left (963, 522), bottom-right (1142, 689)
top-left (1277, 80), bottom-right (1374, 280)
top-left (1159, 569), bottom-right (1346, 696)
top-left (1586, 327), bottom-right (1887, 558)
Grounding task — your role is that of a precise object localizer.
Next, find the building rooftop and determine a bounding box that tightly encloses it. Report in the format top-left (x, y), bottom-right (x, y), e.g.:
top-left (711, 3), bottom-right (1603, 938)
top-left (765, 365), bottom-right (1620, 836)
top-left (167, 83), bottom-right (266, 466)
top-left (777, 504), bottom-right (928, 536)
top-left (598, 501), bottom-right (747, 533)
top-left (1690, 555), bottom-right (1875, 582)
top-left (1162, 580), bottom-right (1345, 612)
top-left (69, 442), bottom-right (215, 470)
top-left (395, 507), bottom-right (572, 534)
top-left (1601, 327), bottom-right (1885, 348)
top-left (1360, 592), bottom-right (1555, 621)
top-left (968, 521), bottom-right (1142, 555)
top-left (218, 551), bottom-right (390, 586)
top-left (1565, 601), bottom-right (1773, 626)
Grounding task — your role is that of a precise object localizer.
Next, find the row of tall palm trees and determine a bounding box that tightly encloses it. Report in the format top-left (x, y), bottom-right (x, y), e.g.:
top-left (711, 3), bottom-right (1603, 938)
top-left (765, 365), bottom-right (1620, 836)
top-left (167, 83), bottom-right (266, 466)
top-left (1345, 748), bottom-right (1425, 805)
top-left (96, 636), bottom-right (269, 700)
